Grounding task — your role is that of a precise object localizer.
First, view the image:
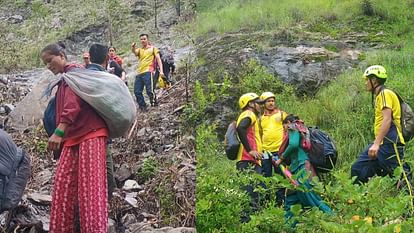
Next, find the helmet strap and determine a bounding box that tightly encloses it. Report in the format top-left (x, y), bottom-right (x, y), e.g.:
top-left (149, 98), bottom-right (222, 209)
top-left (370, 80), bottom-right (384, 108)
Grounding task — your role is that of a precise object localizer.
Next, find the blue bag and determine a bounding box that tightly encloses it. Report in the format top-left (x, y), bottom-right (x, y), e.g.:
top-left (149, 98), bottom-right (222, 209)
top-left (307, 127), bottom-right (338, 173)
top-left (43, 96), bottom-right (56, 137)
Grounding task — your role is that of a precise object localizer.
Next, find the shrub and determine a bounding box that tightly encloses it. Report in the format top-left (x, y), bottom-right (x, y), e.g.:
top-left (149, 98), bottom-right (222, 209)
top-left (139, 157), bottom-right (158, 183)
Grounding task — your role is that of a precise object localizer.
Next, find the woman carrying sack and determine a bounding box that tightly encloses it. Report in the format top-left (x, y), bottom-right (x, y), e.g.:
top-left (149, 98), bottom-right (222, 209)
top-left (40, 42), bottom-right (109, 233)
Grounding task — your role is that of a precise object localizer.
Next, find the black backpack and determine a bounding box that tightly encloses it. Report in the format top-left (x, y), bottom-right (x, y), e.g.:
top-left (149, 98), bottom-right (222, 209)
top-left (306, 127), bottom-right (338, 173)
top-left (224, 122), bottom-right (240, 160)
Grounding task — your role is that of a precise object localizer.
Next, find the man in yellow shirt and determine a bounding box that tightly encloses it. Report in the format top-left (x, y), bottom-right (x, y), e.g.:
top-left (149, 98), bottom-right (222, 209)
top-left (258, 92), bottom-right (287, 176)
top-left (258, 92), bottom-right (287, 205)
top-left (131, 34), bottom-right (164, 111)
top-left (351, 65), bottom-right (409, 183)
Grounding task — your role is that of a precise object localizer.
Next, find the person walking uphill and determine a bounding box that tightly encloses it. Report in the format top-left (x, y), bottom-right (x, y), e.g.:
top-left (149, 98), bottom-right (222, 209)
top-left (87, 43), bottom-right (117, 200)
top-left (236, 93), bottom-right (264, 222)
top-left (109, 46), bottom-right (123, 67)
top-left (351, 65), bottom-right (410, 184)
top-left (41, 42), bottom-right (108, 233)
top-left (274, 114), bottom-right (332, 222)
top-left (131, 33), bottom-right (164, 111)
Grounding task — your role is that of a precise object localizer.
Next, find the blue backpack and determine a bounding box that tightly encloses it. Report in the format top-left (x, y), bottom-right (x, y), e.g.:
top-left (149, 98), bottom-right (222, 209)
top-left (306, 127), bottom-right (338, 173)
top-left (43, 96), bottom-right (56, 137)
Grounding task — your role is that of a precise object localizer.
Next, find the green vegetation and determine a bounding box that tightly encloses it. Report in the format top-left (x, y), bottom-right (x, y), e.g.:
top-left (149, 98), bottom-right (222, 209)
top-left (195, 0), bottom-right (414, 43)
top-left (139, 157), bottom-right (158, 183)
top-left (193, 0), bottom-right (414, 232)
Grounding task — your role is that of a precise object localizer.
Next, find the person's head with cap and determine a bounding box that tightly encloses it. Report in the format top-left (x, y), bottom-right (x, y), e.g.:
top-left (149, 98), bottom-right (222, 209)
top-left (258, 91), bottom-right (276, 112)
top-left (363, 65), bottom-right (387, 93)
top-left (83, 52), bottom-right (90, 66)
top-left (239, 93), bottom-right (261, 113)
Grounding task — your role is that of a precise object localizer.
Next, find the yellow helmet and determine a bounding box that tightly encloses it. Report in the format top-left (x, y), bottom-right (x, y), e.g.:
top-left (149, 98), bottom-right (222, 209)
top-left (239, 93), bottom-right (259, 109)
top-left (259, 92), bottom-right (276, 102)
top-left (363, 65), bottom-right (387, 80)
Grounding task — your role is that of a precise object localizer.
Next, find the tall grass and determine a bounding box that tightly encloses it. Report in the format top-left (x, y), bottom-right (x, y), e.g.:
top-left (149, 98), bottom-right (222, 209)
top-left (195, 0), bottom-right (414, 36)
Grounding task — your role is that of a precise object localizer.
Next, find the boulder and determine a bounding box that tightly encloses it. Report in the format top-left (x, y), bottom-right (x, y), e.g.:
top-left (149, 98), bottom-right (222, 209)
top-left (8, 69), bottom-right (56, 131)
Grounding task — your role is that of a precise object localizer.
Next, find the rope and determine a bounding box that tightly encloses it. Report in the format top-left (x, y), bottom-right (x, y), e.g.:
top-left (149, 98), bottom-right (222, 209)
top-left (393, 142), bottom-right (414, 212)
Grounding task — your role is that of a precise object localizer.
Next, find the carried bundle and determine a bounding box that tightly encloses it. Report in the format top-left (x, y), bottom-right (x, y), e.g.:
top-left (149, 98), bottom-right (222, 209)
top-left (61, 68), bottom-right (136, 138)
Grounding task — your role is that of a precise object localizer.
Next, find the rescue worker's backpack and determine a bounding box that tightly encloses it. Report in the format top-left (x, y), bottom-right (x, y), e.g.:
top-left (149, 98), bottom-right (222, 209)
top-left (0, 130), bottom-right (31, 213)
top-left (394, 91), bottom-right (414, 142)
top-left (224, 122), bottom-right (240, 160)
top-left (305, 127), bottom-right (338, 173)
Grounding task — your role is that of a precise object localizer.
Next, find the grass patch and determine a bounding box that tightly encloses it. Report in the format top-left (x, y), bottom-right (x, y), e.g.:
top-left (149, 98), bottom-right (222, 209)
top-left (194, 0), bottom-right (414, 42)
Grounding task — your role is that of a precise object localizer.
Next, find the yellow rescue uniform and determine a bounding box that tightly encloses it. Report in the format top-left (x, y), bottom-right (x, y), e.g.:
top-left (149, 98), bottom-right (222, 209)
top-left (261, 110), bottom-right (287, 153)
top-left (375, 89), bottom-right (405, 144)
top-left (236, 110), bottom-right (262, 165)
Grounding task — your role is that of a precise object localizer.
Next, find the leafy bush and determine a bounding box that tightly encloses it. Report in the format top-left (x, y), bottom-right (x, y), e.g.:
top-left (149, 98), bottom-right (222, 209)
top-left (196, 124), bottom-right (248, 232)
top-left (183, 73), bottom-right (231, 125)
top-left (139, 157), bottom-right (158, 183)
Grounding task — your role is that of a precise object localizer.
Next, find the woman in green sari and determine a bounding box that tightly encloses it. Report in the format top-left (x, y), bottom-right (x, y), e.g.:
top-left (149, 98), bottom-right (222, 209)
top-left (274, 114), bottom-right (332, 221)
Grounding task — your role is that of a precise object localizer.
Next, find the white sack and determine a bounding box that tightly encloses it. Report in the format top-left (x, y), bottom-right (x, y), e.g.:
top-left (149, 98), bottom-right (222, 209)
top-left (61, 68), bottom-right (136, 138)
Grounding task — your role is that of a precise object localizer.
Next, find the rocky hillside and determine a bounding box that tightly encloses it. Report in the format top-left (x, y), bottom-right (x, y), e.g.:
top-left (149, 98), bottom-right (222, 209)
top-left (0, 0), bottom-right (197, 232)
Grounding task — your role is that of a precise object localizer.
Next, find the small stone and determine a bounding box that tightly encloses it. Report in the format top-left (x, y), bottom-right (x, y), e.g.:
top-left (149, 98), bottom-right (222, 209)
top-left (4, 104), bottom-right (14, 114)
top-left (142, 149), bottom-right (155, 158)
top-left (125, 196), bottom-right (138, 208)
top-left (122, 213), bottom-right (138, 225)
top-left (114, 164), bottom-right (132, 182)
top-left (137, 127), bottom-right (147, 137)
top-left (27, 193), bottom-right (52, 205)
top-left (123, 179), bottom-right (143, 191)
top-left (108, 218), bottom-right (116, 233)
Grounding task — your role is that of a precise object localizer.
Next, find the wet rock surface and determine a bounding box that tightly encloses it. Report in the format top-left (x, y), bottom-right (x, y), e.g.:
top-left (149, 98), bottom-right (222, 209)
top-left (0, 68), bottom-right (50, 130)
top-left (0, 6), bottom-right (30, 24)
top-left (63, 23), bottom-right (109, 55)
top-left (197, 31), bottom-right (365, 96)
top-left (257, 45), bottom-right (359, 95)
top-left (5, 69), bottom-right (56, 131)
